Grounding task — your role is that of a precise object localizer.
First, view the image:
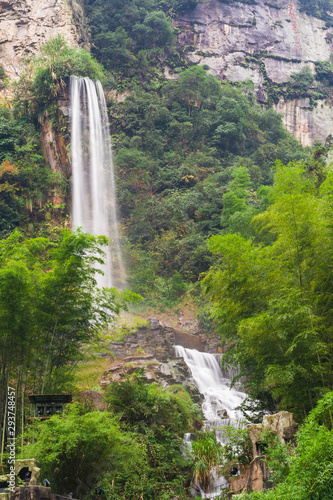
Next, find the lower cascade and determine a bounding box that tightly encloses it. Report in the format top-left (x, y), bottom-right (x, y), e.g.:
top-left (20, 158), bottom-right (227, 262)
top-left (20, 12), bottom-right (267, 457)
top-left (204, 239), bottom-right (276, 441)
top-left (175, 345), bottom-right (247, 498)
top-left (70, 75), bottom-right (125, 288)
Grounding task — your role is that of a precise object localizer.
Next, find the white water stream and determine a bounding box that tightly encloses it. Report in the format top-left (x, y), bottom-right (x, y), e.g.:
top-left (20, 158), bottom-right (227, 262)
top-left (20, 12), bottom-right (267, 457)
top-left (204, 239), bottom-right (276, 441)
top-left (70, 76), bottom-right (125, 288)
top-left (175, 346), bottom-right (247, 498)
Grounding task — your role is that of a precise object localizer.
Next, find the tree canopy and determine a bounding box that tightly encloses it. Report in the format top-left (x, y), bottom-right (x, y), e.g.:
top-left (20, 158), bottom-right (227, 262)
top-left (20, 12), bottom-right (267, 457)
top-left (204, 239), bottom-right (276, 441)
top-left (0, 229), bottom-right (138, 403)
top-left (203, 159), bottom-right (333, 419)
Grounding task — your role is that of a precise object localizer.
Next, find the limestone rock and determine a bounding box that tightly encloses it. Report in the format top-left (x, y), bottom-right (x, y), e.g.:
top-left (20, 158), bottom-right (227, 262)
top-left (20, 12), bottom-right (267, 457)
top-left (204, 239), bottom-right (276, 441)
top-left (15, 458), bottom-right (40, 486)
top-left (0, 0), bottom-right (89, 88)
top-left (175, 0), bottom-right (333, 145)
top-left (248, 411), bottom-right (298, 459)
top-left (274, 96), bottom-right (333, 146)
top-left (229, 458), bottom-right (272, 494)
top-left (263, 411), bottom-right (298, 443)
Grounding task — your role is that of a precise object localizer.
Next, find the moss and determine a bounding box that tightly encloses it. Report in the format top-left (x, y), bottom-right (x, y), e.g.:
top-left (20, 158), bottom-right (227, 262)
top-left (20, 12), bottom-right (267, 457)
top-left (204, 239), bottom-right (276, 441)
top-left (196, 50), bottom-right (219, 57)
top-left (0, 65), bottom-right (7, 89)
top-left (241, 51), bottom-right (333, 107)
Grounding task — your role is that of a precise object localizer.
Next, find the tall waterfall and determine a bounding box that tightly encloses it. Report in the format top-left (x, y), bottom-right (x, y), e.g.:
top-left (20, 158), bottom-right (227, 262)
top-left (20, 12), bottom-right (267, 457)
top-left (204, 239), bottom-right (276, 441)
top-left (175, 346), bottom-right (247, 499)
top-left (70, 76), bottom-right (125, 288)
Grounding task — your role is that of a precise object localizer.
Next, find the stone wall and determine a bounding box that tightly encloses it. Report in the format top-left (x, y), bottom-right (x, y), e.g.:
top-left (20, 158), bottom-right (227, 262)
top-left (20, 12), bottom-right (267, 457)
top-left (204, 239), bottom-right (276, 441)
top-left (175, 0), bottom-right (333, 146)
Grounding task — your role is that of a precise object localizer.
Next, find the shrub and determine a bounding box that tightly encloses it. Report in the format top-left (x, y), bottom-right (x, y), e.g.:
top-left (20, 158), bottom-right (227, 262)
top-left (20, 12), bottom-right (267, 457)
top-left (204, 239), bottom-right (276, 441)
top-left (17, 35), bottom-right (105, 111)
top-left (192, 432), bottom-right (223, 492)
top-left (106, 370), bottom-right (197, 435)
top-left (21, 403), bottom-right (146, 497)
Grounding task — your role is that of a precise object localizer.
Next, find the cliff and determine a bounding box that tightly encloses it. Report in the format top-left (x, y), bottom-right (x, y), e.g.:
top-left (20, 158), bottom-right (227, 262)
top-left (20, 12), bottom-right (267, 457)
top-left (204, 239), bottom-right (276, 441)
top-left (176, 0), bottom-right (333, 145)
top-left (0, 0), bottom-right (89, 86)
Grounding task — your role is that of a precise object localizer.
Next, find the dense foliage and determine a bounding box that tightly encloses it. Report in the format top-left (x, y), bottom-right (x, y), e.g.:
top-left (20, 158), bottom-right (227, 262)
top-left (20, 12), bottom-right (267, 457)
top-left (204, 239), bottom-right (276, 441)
top-left (22, 377), bottom-right (200, 499)
top-left (16, 36), bottom-right (104, 113)
top-left (85, 0), bottom-right (197, 82)
top-left (1, 0), bottom-right (333, 494)
top-left (108, 71), bottom-right (307, 305)
top-left (0, 229), bottom-right (138, 449)
top-left (233, 392), bottom-right (333, 500)
top-left (0, 106), bottom-right (61, 238)
top-left (203, 157), bottom-right (333, 419)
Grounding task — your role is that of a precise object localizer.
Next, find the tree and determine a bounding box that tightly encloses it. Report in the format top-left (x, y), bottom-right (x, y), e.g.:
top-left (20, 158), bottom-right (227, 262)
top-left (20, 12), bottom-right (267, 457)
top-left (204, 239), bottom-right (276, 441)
top-left (0, 229), bottom-right (139, 448)
top-left (133, 11), bottom-right (174, 50)
top-left (203, 161), bottom-right (333, 419)
top-left (233, 392), bottom-right (333, 500)
top-left (21, 404), bottom-right (147, 497)
top-left (172, 66), bottom-right (222, 115)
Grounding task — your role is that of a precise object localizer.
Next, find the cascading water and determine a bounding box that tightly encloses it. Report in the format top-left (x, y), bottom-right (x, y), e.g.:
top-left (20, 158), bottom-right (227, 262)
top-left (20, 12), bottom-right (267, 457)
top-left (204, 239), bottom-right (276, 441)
top-left (70, 76), bottom-right (125, 288)
top-left (175, 346), bottom-right (247, 499)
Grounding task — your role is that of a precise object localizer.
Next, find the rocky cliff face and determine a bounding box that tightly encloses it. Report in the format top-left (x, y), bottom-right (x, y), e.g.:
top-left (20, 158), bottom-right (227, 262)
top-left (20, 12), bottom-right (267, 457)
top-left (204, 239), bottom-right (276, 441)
top-left (176, 0), bottom-right (333, 145)
top-left (0, 0), bottom-right (89, 209)
top-left (0, 0), bottom-right (88, 86)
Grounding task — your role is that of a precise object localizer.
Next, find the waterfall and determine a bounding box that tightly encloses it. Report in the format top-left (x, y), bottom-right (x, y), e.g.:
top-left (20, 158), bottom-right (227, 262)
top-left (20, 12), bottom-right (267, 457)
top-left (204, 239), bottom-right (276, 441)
top-left (70, 76), bottom-right (125, 288)
top-left (175, 346), bottom-right (247, 499)
top-left (175, 346), bottom-right (246, 425)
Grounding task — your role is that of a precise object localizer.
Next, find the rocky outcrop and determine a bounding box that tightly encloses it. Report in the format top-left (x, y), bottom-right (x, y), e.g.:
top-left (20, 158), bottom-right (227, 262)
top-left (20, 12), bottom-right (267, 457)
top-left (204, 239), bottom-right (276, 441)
top-left (229, 411), bottom-right (298, 495)
top-left (100, 353), bottom-right (204, 403)
top-left (247, 411), bottom-right (299, 459)
top-left (109, 318), bottom-right (221, 359)
top-left (0, 0), bottom-right (89, 89)
top-left (229, 458), bottom-right (271, 496)
top-left (38, 85), bottom-right (72, 209)
top-left (275, 96), bottom-right (333, 146)
top-left (176, 0), bottom-right (333, 145)
top-left (100, 318), bottom-right (221, 402)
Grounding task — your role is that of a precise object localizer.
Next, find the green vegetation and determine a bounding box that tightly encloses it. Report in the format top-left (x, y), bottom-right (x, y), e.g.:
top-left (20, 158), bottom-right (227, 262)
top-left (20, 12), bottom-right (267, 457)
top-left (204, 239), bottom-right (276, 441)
top-left (298, 0), bottom-right (333, 24)
top-left (16, 35), bottom-right (104, 113)
top-left (203, 156), bottom-right (333, 420)
top-left (0, 0), bottom-right (332, 496)
top-left (192, 432), bottom-right (223, 492)
top-left (21, 375), bottom-right (201, 499)
top-left (233, 392), bottom-right (333, 500)
top-left (108, 70), bottom-right (306, 306)
top-left (0, 228), bottom-right (137, 392)
top-left (85, 0), bottom-right (197, 85)
top-left (0, 105), bottom-right (60, 238)
top-left (0, 228), bottom-right (139, 463)
top-left (0, 37), bottom-right (106, 238)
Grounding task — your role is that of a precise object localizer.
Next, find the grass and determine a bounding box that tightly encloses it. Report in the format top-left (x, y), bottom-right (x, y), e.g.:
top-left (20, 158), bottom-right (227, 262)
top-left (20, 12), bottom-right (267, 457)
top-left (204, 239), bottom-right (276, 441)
top-left (72, 356), bottom-right (112, 391)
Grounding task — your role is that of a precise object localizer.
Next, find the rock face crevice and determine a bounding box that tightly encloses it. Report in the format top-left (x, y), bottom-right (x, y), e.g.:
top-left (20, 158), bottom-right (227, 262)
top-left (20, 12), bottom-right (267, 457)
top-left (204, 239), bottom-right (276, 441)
top-left (175, 0), bottom-right (333, 145)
